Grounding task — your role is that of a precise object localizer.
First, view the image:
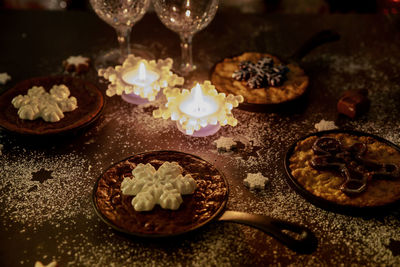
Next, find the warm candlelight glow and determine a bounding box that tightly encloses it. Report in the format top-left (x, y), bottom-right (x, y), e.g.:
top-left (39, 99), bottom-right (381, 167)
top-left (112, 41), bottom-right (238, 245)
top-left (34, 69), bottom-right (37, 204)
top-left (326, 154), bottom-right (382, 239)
top-left (179, 83), bottom-right (218, 118)
top-left (99, 55), bottom-right (184, 102)
top-left (153, 81), bottom-right (244, 136)
top-left (122, 62), bottom-right (159, 91)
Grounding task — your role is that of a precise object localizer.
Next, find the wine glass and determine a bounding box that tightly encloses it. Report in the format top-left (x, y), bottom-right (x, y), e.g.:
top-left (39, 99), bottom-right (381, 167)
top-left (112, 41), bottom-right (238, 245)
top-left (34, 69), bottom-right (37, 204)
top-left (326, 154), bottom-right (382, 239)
top-left (90, 0), bottom-right (152, 69)
top-left (152, 0), bottom-right (219, 75)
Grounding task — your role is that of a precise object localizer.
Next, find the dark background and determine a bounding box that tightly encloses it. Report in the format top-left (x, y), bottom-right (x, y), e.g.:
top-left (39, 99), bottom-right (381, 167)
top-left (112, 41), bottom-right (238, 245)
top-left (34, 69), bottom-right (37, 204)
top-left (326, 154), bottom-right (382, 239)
top-left (1, 0), bottom-right (399, 14)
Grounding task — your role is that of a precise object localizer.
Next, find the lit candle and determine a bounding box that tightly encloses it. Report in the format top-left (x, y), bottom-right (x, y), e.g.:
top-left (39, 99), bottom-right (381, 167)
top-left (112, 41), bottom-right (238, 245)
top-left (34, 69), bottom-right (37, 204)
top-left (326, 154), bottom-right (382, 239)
top-left (179, 84), bottom-right (218, 119)
top-left (98, 55), bottom-right (184, 105)
top-left (120, 62), bottom-right (160, 104)
top-left (153, 81), bottom-right (244, 137)
top-left (122, 62), bottom-right (160, 88)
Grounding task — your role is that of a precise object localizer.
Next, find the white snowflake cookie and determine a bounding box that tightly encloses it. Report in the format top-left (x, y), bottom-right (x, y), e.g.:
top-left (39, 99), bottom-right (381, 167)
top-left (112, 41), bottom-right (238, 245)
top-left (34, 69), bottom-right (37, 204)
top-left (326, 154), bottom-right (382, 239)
top-left (243, 172), bottom-right (269, 190)
top-left (11, 84), bottom-right (78, 122)
top-left (121, 162), bottom-right (197, 211)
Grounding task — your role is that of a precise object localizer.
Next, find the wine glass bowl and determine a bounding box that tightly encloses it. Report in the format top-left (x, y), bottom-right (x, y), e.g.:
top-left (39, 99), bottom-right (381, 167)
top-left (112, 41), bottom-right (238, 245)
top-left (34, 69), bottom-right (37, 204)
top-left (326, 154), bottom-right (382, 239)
top-left (90, 0), bottom-right (152, 69)
top-left (91, 0), bottom-right (148, 30)
top-left (153, 0), bottom-right (219, 75)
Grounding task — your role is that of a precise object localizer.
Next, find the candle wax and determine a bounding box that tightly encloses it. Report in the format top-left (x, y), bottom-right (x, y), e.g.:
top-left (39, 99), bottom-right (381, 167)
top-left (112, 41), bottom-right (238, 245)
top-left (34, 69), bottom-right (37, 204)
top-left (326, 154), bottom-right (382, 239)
top-left (178, 84), bottom-right (218, 119)
top-left (122, 63), bottom-right (159, 87)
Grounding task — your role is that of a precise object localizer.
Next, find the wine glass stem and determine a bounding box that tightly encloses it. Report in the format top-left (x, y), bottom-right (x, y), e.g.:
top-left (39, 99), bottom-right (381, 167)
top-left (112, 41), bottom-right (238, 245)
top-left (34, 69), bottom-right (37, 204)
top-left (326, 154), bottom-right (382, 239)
top-left (180, 35), bottom-right (195, 74)
top-left (116, 27), bottom-right (132, 62)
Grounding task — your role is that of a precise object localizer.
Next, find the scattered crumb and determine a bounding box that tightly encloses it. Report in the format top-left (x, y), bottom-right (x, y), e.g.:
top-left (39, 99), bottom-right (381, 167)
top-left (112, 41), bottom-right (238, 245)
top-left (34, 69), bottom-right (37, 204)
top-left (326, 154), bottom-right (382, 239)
top-left (34, 260), bottom-right (57, 267)
top-left (214, 136), bottom-right (237, 152)
top-left (0, 72), bottom-right (11, 84)
top-left (314, 119), bottom-right (338, 131)
top-left (243, 172), bottom-right (269, 190)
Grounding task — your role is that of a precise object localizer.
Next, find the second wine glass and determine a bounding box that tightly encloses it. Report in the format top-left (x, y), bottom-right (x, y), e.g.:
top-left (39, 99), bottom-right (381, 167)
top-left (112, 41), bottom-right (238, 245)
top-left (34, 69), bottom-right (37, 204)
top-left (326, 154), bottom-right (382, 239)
top-left (153, 0), bottom-right (219, 75)
top-left (90, 0), bottom-right (152, 69)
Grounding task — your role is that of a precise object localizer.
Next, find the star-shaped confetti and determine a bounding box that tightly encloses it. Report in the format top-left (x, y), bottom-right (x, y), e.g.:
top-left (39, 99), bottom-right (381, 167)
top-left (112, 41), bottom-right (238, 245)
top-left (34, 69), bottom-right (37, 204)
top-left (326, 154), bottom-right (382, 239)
top-left (214, 136), bottom-right (237, 152)
top-left (31, 168), bottom-right (53, 184)
top-left (243, 172), bottom-right (269, 190)
top-left (0, 72), bottom-right (11, 84)
top-left (63, 55), bottom-right (90, 74)
top-left (236, 140), bottom-right (262, 161)
top-left (314, 119), bottom-right (338, 132)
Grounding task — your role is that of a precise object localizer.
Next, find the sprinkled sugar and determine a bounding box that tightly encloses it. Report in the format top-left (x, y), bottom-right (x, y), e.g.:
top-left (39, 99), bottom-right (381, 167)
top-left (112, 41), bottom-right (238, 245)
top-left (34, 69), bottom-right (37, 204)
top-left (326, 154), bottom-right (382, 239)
top-left (0, 150), bottom-right (94, 227)
top-left (1, 49), bottom-right (400, 265)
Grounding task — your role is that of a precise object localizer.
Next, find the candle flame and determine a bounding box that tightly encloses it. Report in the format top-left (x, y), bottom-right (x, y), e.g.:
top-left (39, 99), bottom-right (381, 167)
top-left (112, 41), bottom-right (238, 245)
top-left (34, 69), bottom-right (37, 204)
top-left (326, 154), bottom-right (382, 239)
top-left (192, 83), bottom-right (204, 104)
top-left (138, 62), bottom-right (146, 81)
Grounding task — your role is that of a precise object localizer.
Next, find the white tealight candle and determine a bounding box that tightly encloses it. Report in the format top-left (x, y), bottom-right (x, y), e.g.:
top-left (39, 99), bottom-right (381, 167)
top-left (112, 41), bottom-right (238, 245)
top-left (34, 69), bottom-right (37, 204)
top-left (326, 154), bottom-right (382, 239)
top-left (179, 83), bottom-right (218, 119)
top-left (153, 80), bottom-right (243, 137)
top-left (122, 62), bottom-right (160, 88)
top-left (99, 55), bottom-right (184, 105)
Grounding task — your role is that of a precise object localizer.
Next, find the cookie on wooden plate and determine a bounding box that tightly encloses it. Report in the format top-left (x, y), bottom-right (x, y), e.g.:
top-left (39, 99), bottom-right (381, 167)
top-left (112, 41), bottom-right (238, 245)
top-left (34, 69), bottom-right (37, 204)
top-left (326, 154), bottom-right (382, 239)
top-left (211, 52), bottom-right (308, 106)
top-left (0, 75), bottom-right (104, 135)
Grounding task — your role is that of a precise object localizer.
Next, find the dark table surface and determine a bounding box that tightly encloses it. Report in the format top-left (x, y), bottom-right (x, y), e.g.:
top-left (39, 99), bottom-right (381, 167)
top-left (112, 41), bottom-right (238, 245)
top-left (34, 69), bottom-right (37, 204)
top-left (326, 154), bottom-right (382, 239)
top-left (1, 9), bottom-right (400, 266)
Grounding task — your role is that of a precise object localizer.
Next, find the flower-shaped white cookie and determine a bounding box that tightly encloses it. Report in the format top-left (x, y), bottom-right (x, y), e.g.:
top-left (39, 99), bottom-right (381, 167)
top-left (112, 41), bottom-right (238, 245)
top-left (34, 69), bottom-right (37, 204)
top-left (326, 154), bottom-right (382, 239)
top-left (11, 85), bottom-right (77, 122)
top-left (121, 162), bottom-right (197, 211)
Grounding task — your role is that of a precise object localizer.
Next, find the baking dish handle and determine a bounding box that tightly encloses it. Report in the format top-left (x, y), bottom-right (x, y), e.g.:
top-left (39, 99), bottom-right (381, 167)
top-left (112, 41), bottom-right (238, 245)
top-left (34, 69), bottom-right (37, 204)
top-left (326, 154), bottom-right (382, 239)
top-left (289, 29), bottom-right (340, 63)
top-left (218, 210), bottom-right (317, 254)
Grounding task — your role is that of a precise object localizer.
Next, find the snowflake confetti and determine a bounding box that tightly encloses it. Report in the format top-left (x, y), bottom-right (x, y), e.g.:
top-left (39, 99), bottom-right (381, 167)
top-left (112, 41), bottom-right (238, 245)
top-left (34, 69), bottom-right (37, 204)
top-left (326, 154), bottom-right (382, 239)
top-left (243, 172), bottom-right (269, 190)
top-left (214, 136), bottom-right (237, 152)
top-left (314, 119), bottom-right (338, 131)
top-left (0, 72), bottom-right (11, 84)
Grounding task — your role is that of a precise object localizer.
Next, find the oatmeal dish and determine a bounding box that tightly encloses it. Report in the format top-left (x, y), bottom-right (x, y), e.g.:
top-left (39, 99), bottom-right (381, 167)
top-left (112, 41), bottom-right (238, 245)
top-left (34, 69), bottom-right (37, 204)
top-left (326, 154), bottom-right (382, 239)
top-left (288, 132), bottom-right (400, 207)
top-left (211, 52), bottom-right (309, 105)
top-left (93, 151), bottom-right (228, 236)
